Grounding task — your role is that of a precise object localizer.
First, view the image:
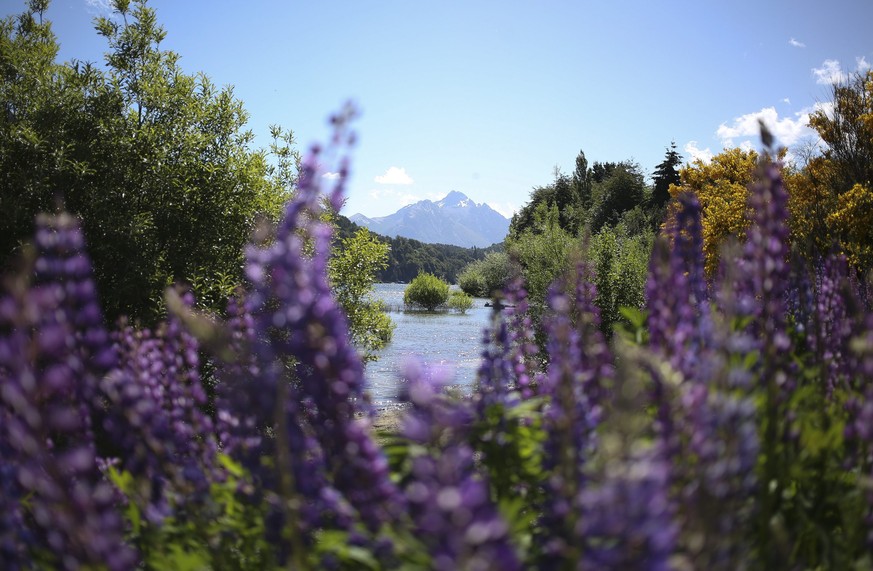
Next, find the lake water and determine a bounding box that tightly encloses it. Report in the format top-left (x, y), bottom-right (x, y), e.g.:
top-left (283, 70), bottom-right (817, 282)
top-left (363, 283), bottom-right (492, 404)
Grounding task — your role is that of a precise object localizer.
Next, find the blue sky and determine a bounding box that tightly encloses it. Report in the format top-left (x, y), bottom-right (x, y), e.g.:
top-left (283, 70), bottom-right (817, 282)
top-left (6, 0), bottom-right (873, 218)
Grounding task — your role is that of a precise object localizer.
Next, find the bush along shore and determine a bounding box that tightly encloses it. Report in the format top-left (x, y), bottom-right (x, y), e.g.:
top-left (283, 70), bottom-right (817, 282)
top-left (4, 121), bottom-right (873, 570)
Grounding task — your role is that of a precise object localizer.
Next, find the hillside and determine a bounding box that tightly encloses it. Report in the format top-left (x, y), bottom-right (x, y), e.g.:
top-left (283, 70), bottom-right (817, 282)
top-left (334, 215), bottom-right (501, 283)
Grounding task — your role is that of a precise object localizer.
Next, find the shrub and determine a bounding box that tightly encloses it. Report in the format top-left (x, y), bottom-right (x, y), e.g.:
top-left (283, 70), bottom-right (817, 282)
top-left (457, 265), bottom-right (487, 297)
top-left (447, 290), bottom-right (474, 313)
top-left (457, 252), bottom-right (512, 298)
top-left (404, 272), bottom-right (450, 311)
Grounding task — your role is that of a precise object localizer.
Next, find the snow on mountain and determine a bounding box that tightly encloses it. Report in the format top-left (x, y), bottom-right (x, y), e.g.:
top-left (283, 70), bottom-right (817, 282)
top-left (350, 191), bottom-right (509, 248)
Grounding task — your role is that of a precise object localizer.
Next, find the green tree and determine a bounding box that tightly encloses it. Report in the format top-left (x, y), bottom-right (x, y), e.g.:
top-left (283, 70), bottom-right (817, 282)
top-left (403, 272), bottom-right (450, 311)
top-left (507, 202), bottom-right (574, 313)
top-left (588, 225), bottom-right (652, 333)
top-left (798, 70), bottom-right (873, 268)
top-left (447, 290), bottom-right (474, 313)
top-left (572, 150), bottom-right (593, 211)
top-left (509, 170), bottom-right (581, 239)
top-left (589, 162), bottom-right (647, 233)
top-left (808, 71), bottom-right (873, 193)
top-left (329, 227), bottom-right (394, 360)
top-left (650, 141), bottom-right (682, 209)
top-left (456, 251), bottom-right (511, 298)
top-left (0, 0), bottom-right (286, 322)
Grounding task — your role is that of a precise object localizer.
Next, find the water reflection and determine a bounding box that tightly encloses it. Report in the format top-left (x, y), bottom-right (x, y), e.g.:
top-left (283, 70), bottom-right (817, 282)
top-left (363, 283), bottom-right (491, 403)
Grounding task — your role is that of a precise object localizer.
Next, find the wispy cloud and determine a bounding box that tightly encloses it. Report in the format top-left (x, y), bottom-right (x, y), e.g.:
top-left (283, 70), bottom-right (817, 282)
top-left (374, 166), bottom-right (414, 185)
top-left (684, 141), bottom-right (713, 164)
top-left (789, 37), bottom-right (806, 48)
top-left (85, 0), bottom-right (115, 16)
top-left (812, 57), bottom-right (870, 86)
top-left (322, 172), bottom-right (341, 180)
top-left (782, 97), bottom-right (791, 104)
top-left (813, 59), bottom-right (848, 85)
top-left (716, 106), bottom-right (815, 149)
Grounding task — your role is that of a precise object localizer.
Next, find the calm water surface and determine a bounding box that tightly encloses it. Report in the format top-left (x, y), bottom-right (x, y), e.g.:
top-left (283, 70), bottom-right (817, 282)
top-left (364, 283), bottom-right (492, 403)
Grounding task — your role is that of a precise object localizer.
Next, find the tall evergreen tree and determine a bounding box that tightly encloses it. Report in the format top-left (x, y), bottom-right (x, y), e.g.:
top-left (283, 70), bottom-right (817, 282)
top-left (572, 150), bottom-right (592, 211)
top-left (651, 141), bottom-right (683, 208)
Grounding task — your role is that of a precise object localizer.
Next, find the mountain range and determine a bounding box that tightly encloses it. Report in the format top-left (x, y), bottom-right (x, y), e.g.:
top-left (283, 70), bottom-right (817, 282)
top-left (349, 191), bottom-right (509, 248)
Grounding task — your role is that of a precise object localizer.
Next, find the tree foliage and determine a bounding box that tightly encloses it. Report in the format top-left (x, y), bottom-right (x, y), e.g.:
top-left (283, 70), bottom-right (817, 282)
top-left (827, 182), bottom-right (873, 268)
top-left (668, 148), bottom-right (758, 274)
top-left (329, 227), bottom-right (394, 359)
top-left (456, 251), bottom-right (512, 298)
top-left (506, 203), bottom-right (575, 316)
top-left (588, 226), bottom-right (653, 332)
top-left (808, 70), bottom-right (873, 193)
top-left (589, 161), bottom-right (647, 233)
top-left (509, 171), bottom-right (582, 239)
top-left (403, 272), bottom-right (450, 311)
top-left (331, 216), bottom-right (498, 284)
top-left (789, 70), bottom-right (873, 268)
top-left (447, 290), bottom-right (474, 313)
top-left (650, 141), bottom-right (682, 209)
top-left (0, 0), bottom-right (286, 322)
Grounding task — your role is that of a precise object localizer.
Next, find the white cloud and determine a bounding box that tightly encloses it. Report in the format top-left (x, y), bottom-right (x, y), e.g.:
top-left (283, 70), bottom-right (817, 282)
top-left (716, 106), bottom-right (815, 149)
top-left (782, 97), bottom-right (791, 104)
top-left (322, 172), bottom-right (341, 180)
top-left (789, 38), bottom-right (806, 48)
top-left (684, 141), bottom-right (713, 164)
top-left (813, 59), bottom-right (848, 85)
top-left (812, 57), bottom-right (871, 85)
top-left (85, 0), bottom-right (115, 15)
top-left (374, 166), bottom-right (414, 185)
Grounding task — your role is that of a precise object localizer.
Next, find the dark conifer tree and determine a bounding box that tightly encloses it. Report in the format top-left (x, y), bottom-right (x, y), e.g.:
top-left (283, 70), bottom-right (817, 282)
top-left (651, 141), bottom-right (683, 209)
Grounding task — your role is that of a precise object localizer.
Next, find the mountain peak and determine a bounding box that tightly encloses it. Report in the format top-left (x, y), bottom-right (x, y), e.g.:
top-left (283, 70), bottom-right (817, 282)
top-left (437, 190), bottom-right (472, 208)
top-left (350, 191), bottom-right (508, 248)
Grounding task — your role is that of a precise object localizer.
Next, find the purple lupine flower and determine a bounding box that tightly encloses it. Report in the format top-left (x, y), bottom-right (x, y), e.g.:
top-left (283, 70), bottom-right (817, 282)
top-left (785, 252), bottom-right (815, 336)
top-left (641, 187), bottom-right (760, 566)
top-left (102, 325), bottom-right (175, 521)
top-left (502, 275), bottom-right (542, 398)
top-left (537, 262), bottom-right (613, 567)
top-left (219, 108), bottom-right (403, 556)
top-left (399, 361), bottom-right (521, 571)
top-left (646, 192), bottom-right (713, 380)
top-left (845, 313), bottom-right (873, 548)
top-left (475, 305), bottom-right (519, 416)
top-left (807, 254), bottom-right (857, 397)
top-left (0, 409), bottom-right (30, 570)
top-left (0, 213), bottom-right (136, 570)
top-left (159, 289), bottom-right (219, 492)
top-left (738, 159), bottom-right (793, 386)
top-left (214, 291), bottom-right (267, 467)
top-left (576, 452), bottom-right (677, 571)
top-left (101, 292), bottom-right (220, 523)
top-left (680, 381), bottom-right (758, 568)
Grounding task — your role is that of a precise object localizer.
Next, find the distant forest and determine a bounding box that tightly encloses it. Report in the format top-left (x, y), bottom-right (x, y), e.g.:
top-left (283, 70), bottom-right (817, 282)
top-left (335, 216), bottom-right (502, 283)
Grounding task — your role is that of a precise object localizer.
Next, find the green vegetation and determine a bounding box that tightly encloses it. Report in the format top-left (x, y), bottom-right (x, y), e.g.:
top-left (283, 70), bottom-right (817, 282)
top-left (506, 146), bottom-right (679, 335)
top-left (447, 290), bottom-right (474, 313)
top-left (334, 215), bottom-right (503, 284)
top-left (0, 0), bottom-right (288, 323)
top-left (456, 251), bottom-right (512, 298)
top-left (329, 227), bottom-right (394, 359)
top-left (403, 272), bottom-right (450, 311)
